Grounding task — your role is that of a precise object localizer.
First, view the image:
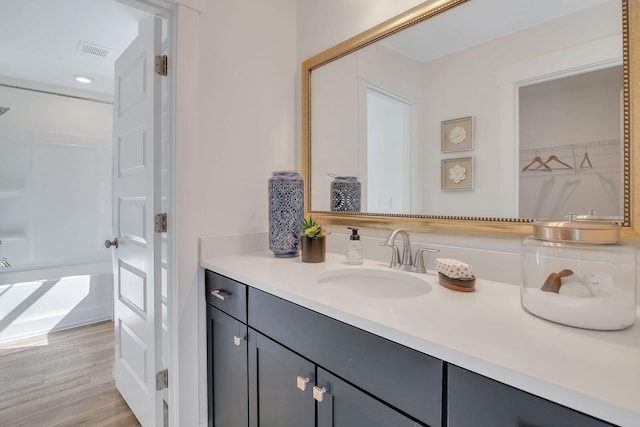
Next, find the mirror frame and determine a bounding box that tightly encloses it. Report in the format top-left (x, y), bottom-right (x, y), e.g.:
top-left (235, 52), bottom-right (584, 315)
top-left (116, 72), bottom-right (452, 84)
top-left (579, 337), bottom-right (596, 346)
top-left (302, 0), bottom-right (638, 238)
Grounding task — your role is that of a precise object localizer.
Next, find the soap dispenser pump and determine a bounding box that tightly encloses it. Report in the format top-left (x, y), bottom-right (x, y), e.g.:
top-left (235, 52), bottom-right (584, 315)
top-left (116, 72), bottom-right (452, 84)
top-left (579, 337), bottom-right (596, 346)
top-left (346, 227), bottom-right (364, 264)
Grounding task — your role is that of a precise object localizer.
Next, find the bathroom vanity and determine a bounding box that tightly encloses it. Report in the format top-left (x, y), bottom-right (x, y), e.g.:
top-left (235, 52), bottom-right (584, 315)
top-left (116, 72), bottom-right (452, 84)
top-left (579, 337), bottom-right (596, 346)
top-left (206, 270), bottom-right (441, 426)
top-left (201, 249), bottom-right (640, 427)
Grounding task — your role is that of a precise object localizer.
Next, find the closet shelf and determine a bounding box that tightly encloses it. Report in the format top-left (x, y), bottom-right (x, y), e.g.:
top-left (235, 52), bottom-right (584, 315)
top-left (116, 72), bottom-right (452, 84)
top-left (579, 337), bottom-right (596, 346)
top-left (520, 139), bottom-right (620, 173)
top-left (519, 139), bottom-right (619, 157)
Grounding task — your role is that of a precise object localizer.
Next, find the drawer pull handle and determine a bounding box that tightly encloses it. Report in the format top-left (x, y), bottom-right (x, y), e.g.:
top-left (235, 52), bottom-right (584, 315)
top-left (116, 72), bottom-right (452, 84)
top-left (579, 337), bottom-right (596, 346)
top-left (233, 335), bottom-right (245, 346)
top-left (313, 386), bottom-right (327, 402)
top-left (211, 289), bottom-right (232, 301)
top-left (296, 376), bottom-right (310, 391)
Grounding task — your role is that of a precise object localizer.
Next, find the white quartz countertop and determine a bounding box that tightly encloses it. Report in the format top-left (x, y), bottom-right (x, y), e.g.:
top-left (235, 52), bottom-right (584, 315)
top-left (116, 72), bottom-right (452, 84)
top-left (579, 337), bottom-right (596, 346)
top-left (201, 251), bottom-right (640, 426)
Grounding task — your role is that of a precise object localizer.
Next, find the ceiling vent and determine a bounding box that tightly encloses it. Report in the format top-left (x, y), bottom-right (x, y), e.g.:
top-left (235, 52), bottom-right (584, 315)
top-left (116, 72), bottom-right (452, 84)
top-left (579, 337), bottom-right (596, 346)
top-left (78, 40), bottom-right (111, 58)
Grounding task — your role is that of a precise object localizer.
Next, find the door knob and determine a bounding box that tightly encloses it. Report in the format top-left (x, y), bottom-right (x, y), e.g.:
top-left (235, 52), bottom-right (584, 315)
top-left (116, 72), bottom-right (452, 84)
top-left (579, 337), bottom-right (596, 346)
top-left (105, 238), bottom-right (119, 249)
top-left (296, 376), bottom-right (311, 391)
top-left (313, 386), bottom-right (327, 402)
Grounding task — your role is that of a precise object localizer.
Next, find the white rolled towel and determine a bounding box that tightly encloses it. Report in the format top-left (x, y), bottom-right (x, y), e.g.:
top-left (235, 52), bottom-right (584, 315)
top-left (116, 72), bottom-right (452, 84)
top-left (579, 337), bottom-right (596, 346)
top-left (436, 258), bottom-right (474, 280)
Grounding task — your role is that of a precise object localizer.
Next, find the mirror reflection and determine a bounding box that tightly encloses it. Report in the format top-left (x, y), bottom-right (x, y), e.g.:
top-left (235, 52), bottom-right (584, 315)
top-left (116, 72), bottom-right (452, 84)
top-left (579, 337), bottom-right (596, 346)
top-left (519, 66), bottom-right (622, 219)
top-left (309, 0), bottom-right (624, 220)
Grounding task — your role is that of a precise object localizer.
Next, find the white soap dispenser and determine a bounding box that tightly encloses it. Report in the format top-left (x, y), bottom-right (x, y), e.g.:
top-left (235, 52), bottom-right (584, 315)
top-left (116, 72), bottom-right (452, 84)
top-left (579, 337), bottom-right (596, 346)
top-left (346, 227), bottom-right (364, 264)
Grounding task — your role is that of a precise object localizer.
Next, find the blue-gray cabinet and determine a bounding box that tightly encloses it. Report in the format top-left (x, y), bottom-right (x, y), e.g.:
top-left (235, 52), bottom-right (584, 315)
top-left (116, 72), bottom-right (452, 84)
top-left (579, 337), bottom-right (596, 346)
top-left (206, 270), bottom-right (435, 427)
top-left (248, 331), bottom-right (315, 427)
top-left (248, 287), bottom-right (441, 426)
top-left (316, 368), bottom-right (421, 427)
top-left (206, 270), bottom-right (249, 427)
top-left (447, 365), bottom-right (614, 427)
top-left (207, 306), bottom-right (248, 427)
top-left (205, 269), bottom-right (612, 427)
top-left (247, 329), bottom-right (421, 427)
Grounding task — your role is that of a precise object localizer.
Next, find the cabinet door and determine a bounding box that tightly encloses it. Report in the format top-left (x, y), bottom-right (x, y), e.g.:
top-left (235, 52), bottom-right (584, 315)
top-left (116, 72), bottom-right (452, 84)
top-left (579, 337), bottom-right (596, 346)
top-left (447, 365), bottom-right (614, 427)
top-left (249, 287), bottom-right (441, 425)
top-left (207, 305), bottom-right (248, 427)
top-left (316, 368), bottom-right (422, 427)
top-left (248, 330), bottom-right (315, 427)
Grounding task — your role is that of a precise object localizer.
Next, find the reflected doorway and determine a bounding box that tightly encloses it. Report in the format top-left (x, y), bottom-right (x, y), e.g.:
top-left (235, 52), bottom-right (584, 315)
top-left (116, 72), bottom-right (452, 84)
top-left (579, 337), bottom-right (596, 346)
top-left (518, 66), bottom-right (623, 219)
top-left (366, 87), bottom-right (412, 213)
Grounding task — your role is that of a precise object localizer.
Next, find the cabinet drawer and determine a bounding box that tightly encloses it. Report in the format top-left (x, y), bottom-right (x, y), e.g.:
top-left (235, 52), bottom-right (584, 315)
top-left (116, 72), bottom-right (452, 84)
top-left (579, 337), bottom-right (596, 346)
top-left (248, 288), bottom-right (442, 426)
top-left (447, 364), bottom-right (614, 427)
top-left (205, 270), bottom-right (247, 322)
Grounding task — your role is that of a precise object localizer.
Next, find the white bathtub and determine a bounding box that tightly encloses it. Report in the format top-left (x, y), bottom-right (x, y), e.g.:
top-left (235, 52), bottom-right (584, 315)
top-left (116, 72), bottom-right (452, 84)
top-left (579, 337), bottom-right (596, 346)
top-left (0, 261), bottom-right (113, 343)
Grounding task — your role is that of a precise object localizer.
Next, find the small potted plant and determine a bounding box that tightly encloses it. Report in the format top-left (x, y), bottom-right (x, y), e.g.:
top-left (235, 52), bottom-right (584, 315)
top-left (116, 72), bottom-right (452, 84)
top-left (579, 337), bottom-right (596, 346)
top-left (301, 216), bottom-right (327, 263)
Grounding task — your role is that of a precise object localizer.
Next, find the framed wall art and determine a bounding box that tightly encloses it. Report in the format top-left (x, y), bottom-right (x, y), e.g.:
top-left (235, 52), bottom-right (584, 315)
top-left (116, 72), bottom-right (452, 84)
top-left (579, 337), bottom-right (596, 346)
top-left (441, 116), bottom-right (474, 152)
top-left (441, 157), bottom-right (474, 190)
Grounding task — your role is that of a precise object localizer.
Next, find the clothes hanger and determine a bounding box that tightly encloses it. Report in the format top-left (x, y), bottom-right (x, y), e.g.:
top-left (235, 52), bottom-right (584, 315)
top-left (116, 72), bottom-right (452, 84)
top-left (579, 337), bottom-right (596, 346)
top-left (580, 148), bottom-right (593, 168)
top-left (542, 154), bottom-right (573, 170)
top-left (522, 155), bottom-right (551, 172)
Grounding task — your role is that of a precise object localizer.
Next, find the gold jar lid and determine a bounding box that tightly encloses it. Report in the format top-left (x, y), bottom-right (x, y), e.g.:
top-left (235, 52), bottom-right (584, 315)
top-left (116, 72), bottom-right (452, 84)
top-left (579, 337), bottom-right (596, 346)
top-left (532, 219), bottom-right (620, 244)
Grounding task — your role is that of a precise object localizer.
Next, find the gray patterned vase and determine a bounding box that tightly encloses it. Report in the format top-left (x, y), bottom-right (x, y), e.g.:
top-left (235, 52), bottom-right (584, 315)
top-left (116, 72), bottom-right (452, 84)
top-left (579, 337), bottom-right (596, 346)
top-left (331, 176), bottom-right (361, 212)
top-left (269, 171), bottom-right (304, 257)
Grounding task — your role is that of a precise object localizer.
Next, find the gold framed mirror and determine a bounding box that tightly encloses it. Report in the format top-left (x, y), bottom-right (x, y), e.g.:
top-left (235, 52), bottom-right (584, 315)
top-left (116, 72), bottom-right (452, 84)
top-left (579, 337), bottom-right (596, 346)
top-left (302, 0), bottom-right (639, 238)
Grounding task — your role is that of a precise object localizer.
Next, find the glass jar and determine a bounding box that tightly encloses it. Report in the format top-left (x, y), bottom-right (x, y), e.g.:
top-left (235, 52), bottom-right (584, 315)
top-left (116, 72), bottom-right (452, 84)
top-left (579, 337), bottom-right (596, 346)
top-left (521, 219), bottom-right (636, 330)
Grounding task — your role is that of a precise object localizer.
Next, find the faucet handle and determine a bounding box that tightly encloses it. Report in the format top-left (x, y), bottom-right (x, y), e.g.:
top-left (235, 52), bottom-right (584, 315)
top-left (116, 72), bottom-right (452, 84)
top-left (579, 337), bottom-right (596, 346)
top-left (413, 248), bottom-right (440, 273)
top-left (380, 243), bottom-right (401, 269)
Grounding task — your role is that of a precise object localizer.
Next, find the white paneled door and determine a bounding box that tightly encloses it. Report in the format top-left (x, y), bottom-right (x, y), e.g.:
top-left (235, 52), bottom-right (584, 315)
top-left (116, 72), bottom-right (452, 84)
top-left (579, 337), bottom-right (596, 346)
top-left (111, 15), bottom-right (163, 427)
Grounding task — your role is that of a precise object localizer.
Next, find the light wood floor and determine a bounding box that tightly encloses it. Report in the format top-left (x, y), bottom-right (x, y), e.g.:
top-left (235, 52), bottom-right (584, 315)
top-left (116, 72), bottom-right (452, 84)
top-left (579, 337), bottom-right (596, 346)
top-left (0, 321), bottom-right (140, 426)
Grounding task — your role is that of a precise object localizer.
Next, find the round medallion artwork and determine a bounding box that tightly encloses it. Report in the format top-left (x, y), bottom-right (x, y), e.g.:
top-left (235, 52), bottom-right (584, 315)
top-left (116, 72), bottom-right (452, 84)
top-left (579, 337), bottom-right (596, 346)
top-left (448, 126), bottom-right (467, 144)
top-left (448, 164), bottom-right (467, 184)
top-left (268, 171), bottom-right (304, 257)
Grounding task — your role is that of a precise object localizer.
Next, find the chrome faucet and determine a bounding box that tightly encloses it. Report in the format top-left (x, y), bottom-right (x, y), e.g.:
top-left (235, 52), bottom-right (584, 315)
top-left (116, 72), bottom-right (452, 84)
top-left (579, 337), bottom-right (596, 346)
top-left (381, 229), bottom-right (439, 273)
top-left (382, 229), bottom-right (413, 271)
top-left (0, 257), bottom-right (10, 268)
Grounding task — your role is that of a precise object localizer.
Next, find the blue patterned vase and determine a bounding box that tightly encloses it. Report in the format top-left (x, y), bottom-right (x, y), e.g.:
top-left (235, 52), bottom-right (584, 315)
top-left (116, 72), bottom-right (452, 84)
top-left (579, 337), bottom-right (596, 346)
top-left (331, 176), bottom-right (361, 212)
top-left (269, 171), bottom-right (304, 257)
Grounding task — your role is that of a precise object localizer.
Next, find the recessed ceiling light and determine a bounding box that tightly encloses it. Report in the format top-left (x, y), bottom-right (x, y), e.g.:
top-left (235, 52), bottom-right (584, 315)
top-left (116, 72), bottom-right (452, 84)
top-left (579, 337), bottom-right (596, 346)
top-left (74, 75), bottom-right (94, 84)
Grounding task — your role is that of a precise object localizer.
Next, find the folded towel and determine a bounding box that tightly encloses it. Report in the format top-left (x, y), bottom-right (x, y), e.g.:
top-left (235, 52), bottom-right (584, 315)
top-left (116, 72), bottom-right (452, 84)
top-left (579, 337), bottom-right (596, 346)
top-left (436, 258), bottom-right (474, 280)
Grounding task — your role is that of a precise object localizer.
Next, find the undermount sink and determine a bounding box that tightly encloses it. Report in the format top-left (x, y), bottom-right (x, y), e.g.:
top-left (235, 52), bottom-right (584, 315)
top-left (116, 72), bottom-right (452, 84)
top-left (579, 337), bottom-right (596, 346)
top-left (316, 267), bottom-right (432, 299)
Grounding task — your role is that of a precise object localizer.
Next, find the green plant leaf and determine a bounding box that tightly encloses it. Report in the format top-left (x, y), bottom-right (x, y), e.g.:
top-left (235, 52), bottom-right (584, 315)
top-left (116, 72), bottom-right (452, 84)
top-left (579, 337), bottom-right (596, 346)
top-left (302, 216), bottom-right (323, 237)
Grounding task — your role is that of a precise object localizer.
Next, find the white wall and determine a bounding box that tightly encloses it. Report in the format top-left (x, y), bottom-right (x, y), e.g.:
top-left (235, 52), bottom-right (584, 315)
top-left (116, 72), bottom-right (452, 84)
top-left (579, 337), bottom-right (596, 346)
top-left (197, 0), bottom-right (298, 237)
top-left (172, 1), bottom-right (298, 425)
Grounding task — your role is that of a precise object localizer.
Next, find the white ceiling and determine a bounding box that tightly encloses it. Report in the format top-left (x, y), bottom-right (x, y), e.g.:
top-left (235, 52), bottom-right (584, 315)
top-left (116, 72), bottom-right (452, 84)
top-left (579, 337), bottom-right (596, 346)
top-left (0, 0), bottom-right (614, 97)
top-left (381, 0), bottom-right (613, 63)
top-left (0, 0), bottom-right (149, 96)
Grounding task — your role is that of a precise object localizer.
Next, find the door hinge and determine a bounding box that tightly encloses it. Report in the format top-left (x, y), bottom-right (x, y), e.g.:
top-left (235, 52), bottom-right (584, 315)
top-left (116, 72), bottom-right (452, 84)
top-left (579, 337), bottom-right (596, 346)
top-left (156, 369), bottom-right (169, 390)
top-left (155, 55), bottom-right (168, 76)
top-left (155, 213), bottom-right (167, 233)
